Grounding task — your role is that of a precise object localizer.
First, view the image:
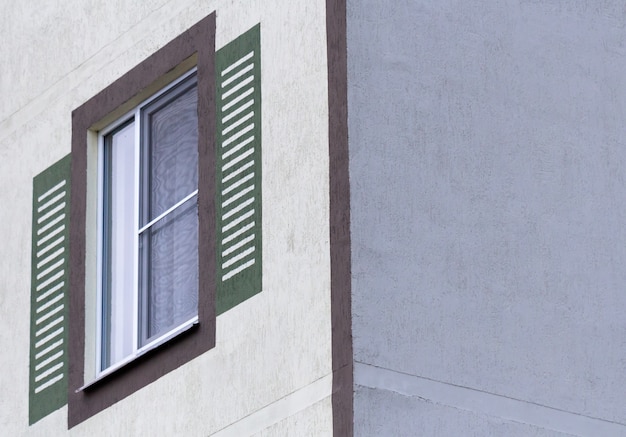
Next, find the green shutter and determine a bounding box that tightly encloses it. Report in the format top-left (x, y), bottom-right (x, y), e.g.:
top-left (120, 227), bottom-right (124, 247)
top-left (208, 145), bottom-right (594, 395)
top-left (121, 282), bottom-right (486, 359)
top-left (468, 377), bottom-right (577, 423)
top-left (216, 25), bottom-right (262, 314)
top-left (29, 154), bottom-right (71, 424)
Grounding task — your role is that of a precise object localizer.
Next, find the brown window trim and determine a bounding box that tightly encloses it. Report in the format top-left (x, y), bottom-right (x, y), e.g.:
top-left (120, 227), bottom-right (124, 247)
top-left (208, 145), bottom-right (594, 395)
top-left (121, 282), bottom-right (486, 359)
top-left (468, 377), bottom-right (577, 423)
top-left (69, 13), bottom-right (216, 428)
top-left (325, 0), bottom-right (353, 435)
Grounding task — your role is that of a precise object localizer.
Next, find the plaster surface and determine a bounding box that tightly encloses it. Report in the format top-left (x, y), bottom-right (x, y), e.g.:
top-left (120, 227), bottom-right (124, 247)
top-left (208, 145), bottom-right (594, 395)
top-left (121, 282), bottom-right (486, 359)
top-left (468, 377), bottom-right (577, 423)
top-left (355, 385), bottom-right (577, 437)
top-left (0, 0), bottom-right (169, 123)
top-left (348, 0), bottom-right (626, 432)
top-left (251, 397), bottom-right (333, 437)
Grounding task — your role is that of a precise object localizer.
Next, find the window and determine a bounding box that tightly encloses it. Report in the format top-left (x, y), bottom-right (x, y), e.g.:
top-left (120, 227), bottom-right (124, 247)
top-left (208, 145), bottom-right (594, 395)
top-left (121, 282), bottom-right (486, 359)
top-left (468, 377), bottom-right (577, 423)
top-left (98, 71), bottom-right (200, 374)
top-left (68, 14), bottom-right (216, 427)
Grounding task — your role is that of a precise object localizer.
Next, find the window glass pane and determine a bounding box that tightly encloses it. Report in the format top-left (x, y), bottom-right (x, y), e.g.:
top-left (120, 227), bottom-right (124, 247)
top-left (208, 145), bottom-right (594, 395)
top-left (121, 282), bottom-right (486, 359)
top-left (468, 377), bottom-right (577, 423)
top-left (146, 84), bottom-right (198, 222)
top-left (103, 121), bottom-right (135, 369)
top-left (139, 76), bottom-right (199, 344)
top-left (140, 196), bottom-right (198, 342)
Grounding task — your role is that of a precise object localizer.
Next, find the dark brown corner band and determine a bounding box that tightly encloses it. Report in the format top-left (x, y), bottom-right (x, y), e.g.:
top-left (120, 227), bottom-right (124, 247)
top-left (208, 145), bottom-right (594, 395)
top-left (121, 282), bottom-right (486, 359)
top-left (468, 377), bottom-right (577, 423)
top-left (69, 13), bottom-right (216, 428)
top-left (326, 0), bottom-right (353, 436)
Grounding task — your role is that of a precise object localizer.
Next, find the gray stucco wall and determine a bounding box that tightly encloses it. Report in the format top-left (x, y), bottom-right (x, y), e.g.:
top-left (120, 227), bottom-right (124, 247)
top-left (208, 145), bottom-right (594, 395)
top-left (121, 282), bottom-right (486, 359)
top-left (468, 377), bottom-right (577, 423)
top-left (348, 1), bottom-right (626, 435)
top-left (354, 385), bottom-right (574, 437)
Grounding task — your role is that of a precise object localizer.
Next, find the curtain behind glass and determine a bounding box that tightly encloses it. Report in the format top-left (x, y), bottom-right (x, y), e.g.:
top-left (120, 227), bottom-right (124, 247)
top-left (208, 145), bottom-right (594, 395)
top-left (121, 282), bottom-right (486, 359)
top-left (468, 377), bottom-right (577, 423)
top-left (140, 79), bottom-right (199, 343)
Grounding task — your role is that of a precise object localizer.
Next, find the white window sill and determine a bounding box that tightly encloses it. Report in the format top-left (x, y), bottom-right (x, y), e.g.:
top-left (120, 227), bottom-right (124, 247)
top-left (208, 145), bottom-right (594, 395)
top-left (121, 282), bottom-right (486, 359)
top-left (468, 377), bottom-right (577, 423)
top-left (76, 316), bottom-right (199, 392)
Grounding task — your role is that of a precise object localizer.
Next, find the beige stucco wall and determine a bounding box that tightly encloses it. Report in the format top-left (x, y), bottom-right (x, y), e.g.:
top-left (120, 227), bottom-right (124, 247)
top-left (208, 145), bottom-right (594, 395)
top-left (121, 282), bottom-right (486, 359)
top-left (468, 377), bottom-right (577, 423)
top-left (0, 0), bottom-right (333, 435)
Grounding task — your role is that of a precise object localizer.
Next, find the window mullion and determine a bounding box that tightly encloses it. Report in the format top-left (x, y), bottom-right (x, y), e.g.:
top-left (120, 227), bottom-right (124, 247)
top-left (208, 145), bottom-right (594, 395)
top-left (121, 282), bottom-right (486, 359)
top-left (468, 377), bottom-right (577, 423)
top-left (137, 189), bottom-right (199, 236)
top-left (95, 135), bottom-right (104, 373)
top-left (132, 108), bottom-right (141, 358)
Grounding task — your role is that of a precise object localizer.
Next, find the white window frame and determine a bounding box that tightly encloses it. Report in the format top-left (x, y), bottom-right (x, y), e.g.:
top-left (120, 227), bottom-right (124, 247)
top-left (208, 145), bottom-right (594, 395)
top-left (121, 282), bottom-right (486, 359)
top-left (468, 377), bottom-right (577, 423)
top-left (94, 67), bottom-right (200, 378)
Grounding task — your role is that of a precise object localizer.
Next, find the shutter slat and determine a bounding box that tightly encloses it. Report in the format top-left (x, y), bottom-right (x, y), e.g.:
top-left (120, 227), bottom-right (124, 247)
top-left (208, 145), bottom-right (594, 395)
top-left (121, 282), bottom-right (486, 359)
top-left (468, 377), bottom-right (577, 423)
top-left (216, 25), bottom-right (262, 314)
top-left (29, 154), bottom-right (71, 424)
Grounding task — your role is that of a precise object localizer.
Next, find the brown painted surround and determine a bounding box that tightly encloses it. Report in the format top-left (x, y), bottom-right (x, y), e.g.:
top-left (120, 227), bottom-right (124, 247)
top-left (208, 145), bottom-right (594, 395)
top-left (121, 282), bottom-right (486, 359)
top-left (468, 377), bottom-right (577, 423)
top-left (68, 4), bottom-right (352, 433)
top-left (327, 0), bottom-right (354, 435)
top-left (69, 14), bottom-right (216, 427)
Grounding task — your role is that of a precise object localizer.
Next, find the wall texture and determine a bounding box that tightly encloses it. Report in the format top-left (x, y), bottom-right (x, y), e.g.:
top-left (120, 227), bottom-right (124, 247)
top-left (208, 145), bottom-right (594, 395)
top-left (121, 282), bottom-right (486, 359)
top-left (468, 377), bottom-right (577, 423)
top-left (0, 0), bottom-right (334, 435)
top-left (348, 1), bottom-right (626, 435)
